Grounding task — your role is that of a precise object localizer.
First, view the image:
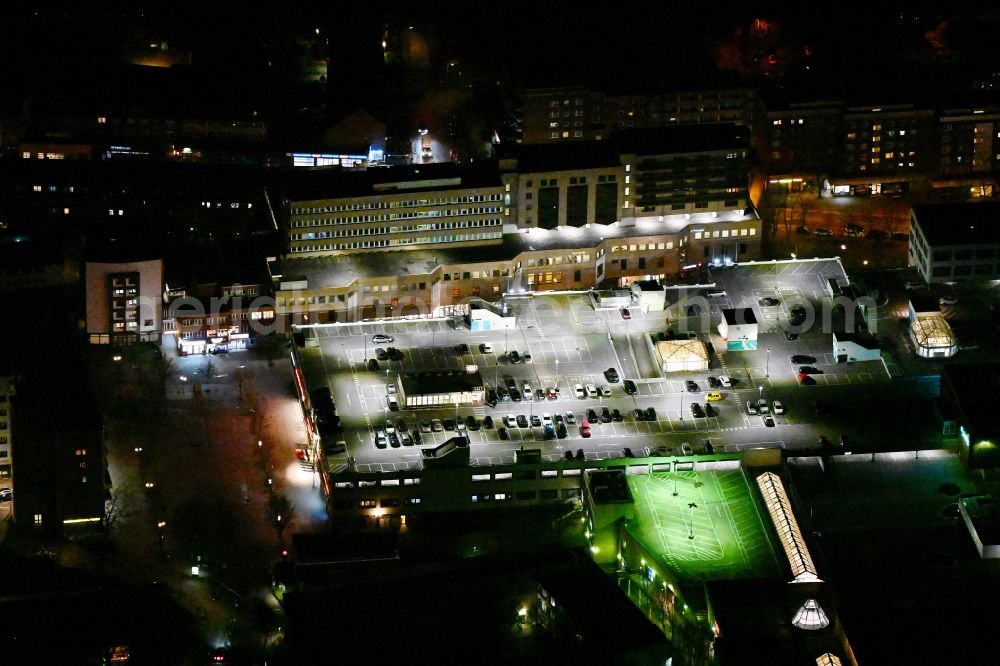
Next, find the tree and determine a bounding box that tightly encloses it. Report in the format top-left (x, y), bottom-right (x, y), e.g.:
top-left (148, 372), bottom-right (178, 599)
top-left (103, 484), bottom-right (137, 540)
top-left (267, 493), bottom-right (295, 543)
top-left (201, 356), bottom-right (216, 383)
top-left (255, 334), bottom-right (284, 368)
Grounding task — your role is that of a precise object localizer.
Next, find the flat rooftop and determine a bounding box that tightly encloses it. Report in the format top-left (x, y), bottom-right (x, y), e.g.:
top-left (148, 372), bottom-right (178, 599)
top-left (401, 370), bottom-right (484, 396)
top-left (275, 209), bottom-right (759, 290)
top-left (913, 202), bottom-right (1000, 246)
top-left (626, 466), bottom-right (781, 582)
top-left (942, 363), bottom-right (1000, 436)
top-left (587, 470), bottom-right (634, 504)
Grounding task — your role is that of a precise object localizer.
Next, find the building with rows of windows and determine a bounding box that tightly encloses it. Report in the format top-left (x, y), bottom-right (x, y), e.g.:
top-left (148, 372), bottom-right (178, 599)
top-left (273, 125), bottom-right (759, 326)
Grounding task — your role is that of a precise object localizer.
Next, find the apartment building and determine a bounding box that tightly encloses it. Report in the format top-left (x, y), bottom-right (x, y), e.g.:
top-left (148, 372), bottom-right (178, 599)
top-left (760, 97), bottom-right (842, 178)
top-left (518, 86), bottom-right (757, 145)
top-left (908, 202), bottom-right (1000, 283)
top-left (0, 376), bottom-right (13, 520)
top-left (168, 281), bottom-right (276, 355)
top-left (85, 259), bottom-right (163, 345)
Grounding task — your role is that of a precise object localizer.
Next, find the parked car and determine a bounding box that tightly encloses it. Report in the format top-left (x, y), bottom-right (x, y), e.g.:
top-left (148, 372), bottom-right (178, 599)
top-left (612, 408), bottom-right (624, 422)
top-left (939, 296), bottom-right (959, 306)
top-left (420, 421), bottom-right (432, 433)
top-left (718, 376), bottom-right (734, 388)
top-left (580, 423), bottom-right (592, 438)
top-left (556, 423), bottom-right (568, 439)
top-left (621, 307), bottom-right (632, 320)
top-left (483, 415), bottom-right (494, 429)
top-left (685, 380), bottom-right (700, 393)
top-left (706, 290), bottom-right (727, 299)
top-left (799, 374), bottom-right (818, 385)
top-left (456, 343), bottom-right (470, 354)
top-left (599, 385), bottom-right (612, 398)
top-left (372, 334), bottom-right (394, 344)
top-left (704, 440), bottom-right (715, 454)
top-left (536, 388), bottom-right (545, 401)
top-left (508, 350), bottom-right (521, 364)
top-left (574, 384), bottom-right (586, 399)
top-left (523, 353), bottom-right (532, 364)
top-left (565, 449), bottom-right (575, 461)
top-left (784, 331), bottom-right (799, 341)
top-left (633, 408), bottom-right (645, 421)
top-left (504, 414), bottom-right (517, 428)
top-left (788, 306), bottom-right (807, 325)
top-left (690, 403), bottom-right (705, 418)
top-left (465, 415), bottom-right (480, 431)
top-left (480, 342), bottom-right (494, 353)
top-left (681, 443), bottom-right (694, 455)
top-left (576, 448), bottom-right (586, 459)
top-left (443, 419), bottom-right (456, 431)
top-left (565, 412), bottom-right (577, 425)
top-left (623, 379), bottom-right (637, 395)
top-left (798, 366), bottom-right (823, 374)
top-left (486, 388), bottom-right (499, 407)
top-left (431, 418), bottom-right (444, 432)
top-left (585, 384), bottom-right (598, 398)
top-left (530, 415), bottom-right (541, 427)
top-left (386, 347), bottom-right (404, 360)
top-left (644, 407), bottom-right (656, 421)
top-left (623, 447), bottom-right (635, 458)
top-left (813, 227), bottom-right (833, 236)
top-left (498, 427), bottom-right (509, 440)
top-left (687, 304), bottom-right (702, 316)
top-left (707, 376), bottom-right (721, 388)
top-left (545, 386), bottom-right (559, 400)
top-left (517, 414), bottom-right (529, 428)
top-left (706, 391), bottom-right (722, 401)
top-left (705, 403), bottom-right (716, 417)
top-left (587, 408), bottom-right (599, 423)
top-left (758, 297), bottom-right (781, 307)
top-left (375, 348), bottom-right (389, 360)
top-left (510, 388), bottom-right (522, 402)
top-left (367, 358), bottom-right (379, 371)
top-left (791, 355), bottom-right (816, 365)
top-left (604, 368), bottom-right (620, 383)
top-left (772, 401), bottom-right (785, 415)
top-left (746, 401), bottom-right (759, 415)
top-left (601, 407), bottom-right (612, 423)
top-left (762, 415), bottom-right (776, 427)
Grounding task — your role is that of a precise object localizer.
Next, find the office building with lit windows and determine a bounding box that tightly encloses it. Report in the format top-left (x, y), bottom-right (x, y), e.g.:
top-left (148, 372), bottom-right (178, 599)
top-left (908, 202), bottom-right (1000, 284)
top-left (274, 125), bottom-right (759, 325)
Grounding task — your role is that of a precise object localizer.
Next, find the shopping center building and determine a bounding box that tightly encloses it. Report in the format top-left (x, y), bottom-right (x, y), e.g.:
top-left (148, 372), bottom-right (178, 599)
top-left (271, 124), bottom-right (761, 325)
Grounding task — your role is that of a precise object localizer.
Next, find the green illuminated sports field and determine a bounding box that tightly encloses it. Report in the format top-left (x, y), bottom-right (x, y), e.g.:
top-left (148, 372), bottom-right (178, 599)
top-left (627, 467), bottom-right (781, 582)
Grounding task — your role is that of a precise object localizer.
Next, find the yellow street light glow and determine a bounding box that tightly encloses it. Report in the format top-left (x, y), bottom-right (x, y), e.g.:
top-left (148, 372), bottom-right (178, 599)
top-left (518, 607), bottom-right (528, 617)
top-left (590, 546), bottom-right (599, 554)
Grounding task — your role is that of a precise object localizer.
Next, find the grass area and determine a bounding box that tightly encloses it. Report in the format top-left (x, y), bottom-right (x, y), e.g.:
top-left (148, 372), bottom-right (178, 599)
top-left (626, 468), bottom-right (780, 582)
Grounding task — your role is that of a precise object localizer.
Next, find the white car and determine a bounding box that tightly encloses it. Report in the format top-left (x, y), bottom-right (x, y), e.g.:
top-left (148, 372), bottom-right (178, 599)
top-left (939, 296), bottom-right (959, 306)
top-left (542, 413), bottom-right (552, 426)
top-left (574, 384), bottom-right (586, 399)
top-left (757, 399), bottom-right (769, 414)
top-left (904, 281), bottom-right (923, 290)
top-left (599, 385), bottom-right (612, 397)
top-left (585, 384), bottom-right (598, 398)
top-left (372, 334), bottom-right (394, 344)
top-left (719, 376), bottom-right (733, 388)
top-left (385, 420), bottom-right (396, 434)
top-left (772, 401), bottom-right (785, 415)
top-left (504, 414), bottom-right (517, 428)
top-left (565, 412), bottom-right (577, 424)
top-left (746, 401), bottom-right (758, 415)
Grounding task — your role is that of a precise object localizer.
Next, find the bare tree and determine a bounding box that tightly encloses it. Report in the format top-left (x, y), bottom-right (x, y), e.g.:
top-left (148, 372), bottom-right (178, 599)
top-left (103, 484), bottom-right (137, 540)
top-left (255, 334), bottom-right (284, 368)
top-left (201, 356), bottom-right (216, 383)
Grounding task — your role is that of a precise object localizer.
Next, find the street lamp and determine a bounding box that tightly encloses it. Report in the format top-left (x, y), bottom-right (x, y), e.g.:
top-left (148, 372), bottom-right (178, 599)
top-left (765, 347), bottom-right (770, 378)
top-left (687, 502), bottom-right (698, 539)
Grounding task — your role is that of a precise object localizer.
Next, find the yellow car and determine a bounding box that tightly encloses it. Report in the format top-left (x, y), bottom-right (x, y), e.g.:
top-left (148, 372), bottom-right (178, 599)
top-left (706, 391), bottom-right (723, 402)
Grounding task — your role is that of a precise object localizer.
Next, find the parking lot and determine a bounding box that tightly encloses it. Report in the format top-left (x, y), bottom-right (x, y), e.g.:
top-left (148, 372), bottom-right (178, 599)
top-left (300, 263), bottom-right (899, 471)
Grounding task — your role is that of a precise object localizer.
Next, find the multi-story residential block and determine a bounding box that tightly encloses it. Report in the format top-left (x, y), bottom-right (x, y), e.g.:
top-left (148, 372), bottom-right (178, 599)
top-left (85, 259), bottom-right (163, 345)
top-left (759, 97), bottom-right (842, 179)
top-left (518, 86), bottom-right (757, 144)
top-left (908, 202), bottom-right (1000, 283)
top-left (830, 104), bottom-right (936, 196)
top-left (0, 375), bottom-right (13, 520)
top-left (274, 125), bottom-right (758, 325)
top-left (168, 280), bottom-right (276, 355)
